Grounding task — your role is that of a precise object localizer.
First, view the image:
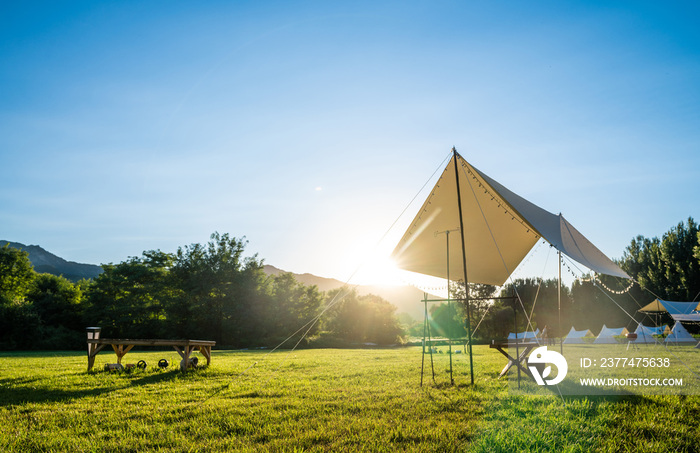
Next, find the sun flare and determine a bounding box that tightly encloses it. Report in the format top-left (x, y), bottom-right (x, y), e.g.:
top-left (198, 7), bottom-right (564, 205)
top-left (354, 255), bottom-right (405, 287)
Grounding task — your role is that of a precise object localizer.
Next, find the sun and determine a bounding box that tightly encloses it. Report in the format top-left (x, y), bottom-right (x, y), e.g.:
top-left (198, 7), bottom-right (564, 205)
top-left (354, 255), bottom-right (404, 287)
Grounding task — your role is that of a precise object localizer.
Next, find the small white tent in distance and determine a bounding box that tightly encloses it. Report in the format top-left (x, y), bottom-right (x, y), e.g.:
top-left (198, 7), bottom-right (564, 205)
top-left (665, 322), bottom-right (695, 344)
top-left (563, 327), bottom-right (594, 344)
top-left (634, 323), bottom-right (667, 344)
top-left (594, 325), bottom-right (629, 344)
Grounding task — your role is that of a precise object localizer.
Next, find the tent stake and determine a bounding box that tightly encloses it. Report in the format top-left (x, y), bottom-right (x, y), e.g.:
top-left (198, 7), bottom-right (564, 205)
top-left (452, 147), bottom-right (474, 386)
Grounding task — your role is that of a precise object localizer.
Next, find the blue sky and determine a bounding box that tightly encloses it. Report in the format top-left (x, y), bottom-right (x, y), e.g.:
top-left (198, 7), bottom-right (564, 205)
top-left (2, 1), bottom-right (699, 285)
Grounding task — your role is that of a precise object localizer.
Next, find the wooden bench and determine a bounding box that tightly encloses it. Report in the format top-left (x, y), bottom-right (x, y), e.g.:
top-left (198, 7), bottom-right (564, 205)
top-left (87, 338), bottom-right (215, 372)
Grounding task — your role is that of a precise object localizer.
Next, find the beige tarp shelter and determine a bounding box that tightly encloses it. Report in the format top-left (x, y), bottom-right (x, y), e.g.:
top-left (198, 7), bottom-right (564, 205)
top-left (392, 149), bottom-right (630, 385)
top-left (639, 299), bottom-right (700, 322)
top-left (391, 151), bottom-right (629, 285)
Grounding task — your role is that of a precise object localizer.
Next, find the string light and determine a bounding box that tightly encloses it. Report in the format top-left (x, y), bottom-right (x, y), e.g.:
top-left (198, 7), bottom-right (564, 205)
top-left (573, 272), bottom-right (635, 295)
top-left (559, 254), bottom-right (581, 279)
top-left (593, 274), bottom-right (635, 295)
top-left (401, 277), bottom-right (449, 293)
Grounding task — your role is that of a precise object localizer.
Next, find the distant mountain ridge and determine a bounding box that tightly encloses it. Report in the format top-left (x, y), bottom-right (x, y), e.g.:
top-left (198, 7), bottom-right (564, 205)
top-left (1, 241), bottom-right (103, 281)
top-left (263, 265), bottom-right (425, 319)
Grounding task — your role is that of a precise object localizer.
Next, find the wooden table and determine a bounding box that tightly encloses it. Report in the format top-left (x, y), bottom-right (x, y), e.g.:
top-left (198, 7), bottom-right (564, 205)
top-left (87, 338), bottom-right (215, 372)
top-left (489, 341), bottom-right (539, 378)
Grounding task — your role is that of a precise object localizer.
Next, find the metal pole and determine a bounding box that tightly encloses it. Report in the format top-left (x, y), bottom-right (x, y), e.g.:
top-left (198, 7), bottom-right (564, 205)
top-left (514, 294), bottom-right (520, 389)
top-left (559, 250), bottom-right (563, 354)
top-left (447, 231), bottom-right (454, 385)
top-left (436, 229), bottom-right (456, 386)
top-left (421, 294), bottom-right (427, 386)
top-left (452, 147), bottom-right (474, 386)
top-left (426, 296), bottom-right (436, 384)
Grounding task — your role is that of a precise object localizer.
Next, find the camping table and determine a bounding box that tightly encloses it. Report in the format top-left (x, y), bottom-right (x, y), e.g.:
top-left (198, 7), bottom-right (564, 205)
top-left (489, 341), bottom-right (539, 378)
top-left (86, 338), bottom-right (215, 371)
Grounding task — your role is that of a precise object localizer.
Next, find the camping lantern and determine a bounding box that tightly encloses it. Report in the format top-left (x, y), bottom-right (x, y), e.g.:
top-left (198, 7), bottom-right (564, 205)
top-left (86, 327), bottom-right (101, 355)
top-left (86, 327), bottom-right (101, 341)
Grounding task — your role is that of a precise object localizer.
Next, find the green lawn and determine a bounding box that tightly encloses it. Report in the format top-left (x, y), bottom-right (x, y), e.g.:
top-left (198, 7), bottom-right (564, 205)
top-left (1, 346), bottom-right (699, 452)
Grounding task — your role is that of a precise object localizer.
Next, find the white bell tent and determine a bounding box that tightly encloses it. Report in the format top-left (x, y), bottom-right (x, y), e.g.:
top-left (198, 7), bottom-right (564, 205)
top-left (563, 327), bottom-right (594, 344)
top-left (391, 149), bottom-right (630, 384)
top-left (507, 329), bottom-right (540, 341)
top-left (634, 323), bottom-right (667, 344)
top-left (665, 322), bottom-right (696, 344)
top-left (593, 325), bottom-right (629, 344)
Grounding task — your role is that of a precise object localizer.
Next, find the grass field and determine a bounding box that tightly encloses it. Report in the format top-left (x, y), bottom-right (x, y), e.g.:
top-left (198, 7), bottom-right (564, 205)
top-left (1, 346), bottom-right (700, 452)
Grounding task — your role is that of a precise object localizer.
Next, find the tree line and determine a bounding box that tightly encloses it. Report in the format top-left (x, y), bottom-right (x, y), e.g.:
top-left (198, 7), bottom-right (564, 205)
top-left (0, 233), bottom-right (404, 350)
top-left (3, 218), bottom-right (698, 349)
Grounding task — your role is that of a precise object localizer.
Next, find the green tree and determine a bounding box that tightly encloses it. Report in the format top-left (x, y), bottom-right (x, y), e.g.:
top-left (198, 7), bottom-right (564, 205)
top-left (27, 273), bottom-right (83, 329)
top-left (85, 250), bottom-right (174, 338)
top-left (428, 302), bottom-right (466, 339)
top-left (474, 278), bottom-right (572, 340)
top-left (450, 281), bottom-right (497, 341)
top-left (0, 244), bottom-right (40, 349)
top-left (620, 218), bottom-right (700, 301)
top-left (169, 233), bottom-right (267, 346)
top-left (263, 272), bottom-right (324, 342)
top-left (570, 277), bottom-right (633, 333)
top-left (25, 273), bottom-right (85, 349)
top-left (323, 289), bottom-right (404, 345)
top-left (0, 299), bottom-right (41, 349)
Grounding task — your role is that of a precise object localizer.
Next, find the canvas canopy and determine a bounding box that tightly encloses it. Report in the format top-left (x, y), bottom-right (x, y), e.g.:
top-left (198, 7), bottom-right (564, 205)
top-left (593, 325), bottom-right (629, 344)
top-left (391, 153), bottom-right (629, 286)
top-left (507, 329), bottom-right (540, 341)
top-left (669, 313), bottom-right (700, 322)
top-left (639, 299), bottom-right (700, 322)
top-left (563, 327), bottom-right (594, 344)
top-left (639, 299), bottom-right (700, 314)
top-left (665, 322), bottom-right (696, 344)
top-left (633, 323), bottom-right (666, 343)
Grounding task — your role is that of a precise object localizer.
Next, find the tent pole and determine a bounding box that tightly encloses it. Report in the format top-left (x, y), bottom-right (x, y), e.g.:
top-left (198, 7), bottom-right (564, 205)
top-left (447, 231), bottom-right (454, 385)
top-left (513, 291), bottom-right (520, 389)
top-left (559, 250), bottom-right (563, 354)
top-left (452, 147), bottom-right (474, 386)
top-left (427, 297), bottom-right (436, 384)
top-left (421, 293), bottom-right (427, 386)
top-left (437, 229), bottom-right (456, 385)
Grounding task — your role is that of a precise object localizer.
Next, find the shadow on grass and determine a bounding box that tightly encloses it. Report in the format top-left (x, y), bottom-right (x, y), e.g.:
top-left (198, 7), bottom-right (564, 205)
top-left (0, 380), bottom-right (116, 407)
top-left (0, 369), bottom-right (185, 407)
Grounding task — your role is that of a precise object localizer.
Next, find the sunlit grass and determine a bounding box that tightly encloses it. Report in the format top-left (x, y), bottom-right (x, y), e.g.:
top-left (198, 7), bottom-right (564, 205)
top-left (1, 347), bottom-right (699, 451)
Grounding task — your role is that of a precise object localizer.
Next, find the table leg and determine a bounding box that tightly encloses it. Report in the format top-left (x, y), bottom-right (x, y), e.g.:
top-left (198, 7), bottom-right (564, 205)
top-left (198, 346), bottom-right (212, 366)
top-left (87, 343), bottom-right (106, 371)
top-left (496, 346), bottom-right (534, 378)
top-left (110, 344), bottom-right (134, 364)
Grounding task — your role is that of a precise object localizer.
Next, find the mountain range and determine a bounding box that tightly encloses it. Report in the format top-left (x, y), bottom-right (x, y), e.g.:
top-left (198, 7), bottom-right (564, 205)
top-left (1, 241), bottom-right (103, 281)
top-left (2, 241), bottom-right (426, 319)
